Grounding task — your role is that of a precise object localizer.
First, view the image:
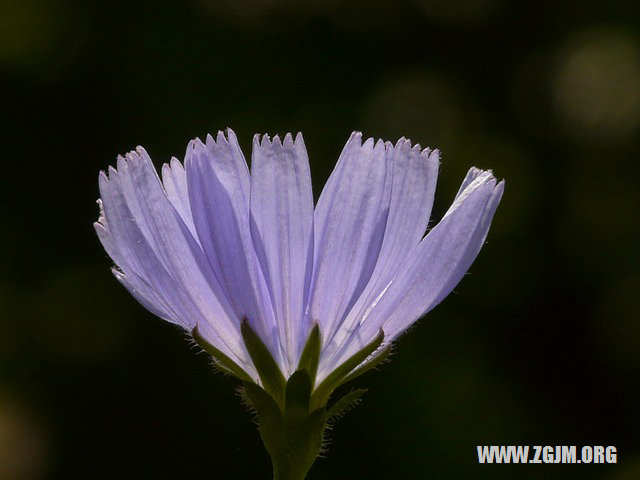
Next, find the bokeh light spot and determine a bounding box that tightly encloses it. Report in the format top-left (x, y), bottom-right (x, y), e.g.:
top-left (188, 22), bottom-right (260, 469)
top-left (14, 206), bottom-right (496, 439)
top-left (552, 27), bottom-right (640, 142)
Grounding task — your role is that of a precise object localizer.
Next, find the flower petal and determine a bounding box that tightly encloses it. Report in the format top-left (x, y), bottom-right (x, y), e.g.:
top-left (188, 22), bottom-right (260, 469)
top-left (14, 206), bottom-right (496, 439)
top-left (98, 170), bottom-right (188, 324)
top-left (250, 133), bottom-right (314, 374)
top-left (98, 150), bottom-right (253, 374)
top-left (326, 140), bottom-right (439, 354)
top-left (320, 169), bottom-right (503, 378)
top-left (94, 198), bottom-right (174, 321)
top-left (161, 157), bottom-right (198, 239)
top-left (185, 130), bottom-right (280, 364)
top-left (369, 140), bottom-right (440, 285)
top-left (367, 169), bottom-right (504, 340)
top-left (112, 268), bottom-right (173, 320)
top-left (307, 133), bottom-right (392, 344)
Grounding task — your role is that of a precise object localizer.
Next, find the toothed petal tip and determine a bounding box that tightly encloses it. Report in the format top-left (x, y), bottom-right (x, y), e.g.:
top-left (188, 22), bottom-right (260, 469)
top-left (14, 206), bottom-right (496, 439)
top-left (347, 131), bottom-right (363, 144)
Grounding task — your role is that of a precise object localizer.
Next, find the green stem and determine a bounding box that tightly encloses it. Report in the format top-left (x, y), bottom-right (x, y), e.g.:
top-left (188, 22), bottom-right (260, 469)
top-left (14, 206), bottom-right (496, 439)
top-left (273, 466), bottom-right (307, 480)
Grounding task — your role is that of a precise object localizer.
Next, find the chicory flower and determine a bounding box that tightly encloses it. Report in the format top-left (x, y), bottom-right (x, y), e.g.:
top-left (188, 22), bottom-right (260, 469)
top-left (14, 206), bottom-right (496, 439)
top-left (95, 130), bottom-right (503, 479)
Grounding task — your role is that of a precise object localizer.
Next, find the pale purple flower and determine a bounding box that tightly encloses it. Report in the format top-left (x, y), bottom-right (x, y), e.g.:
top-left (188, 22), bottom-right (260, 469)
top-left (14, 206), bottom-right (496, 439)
top-left (95, 130), bottom-right (503, 383)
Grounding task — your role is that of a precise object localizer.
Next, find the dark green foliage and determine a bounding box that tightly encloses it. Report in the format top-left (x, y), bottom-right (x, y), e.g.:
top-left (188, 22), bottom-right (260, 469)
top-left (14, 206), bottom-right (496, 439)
top-left (310, 329), bottom-right (384, 410)
top-left (197, 322), bottom-right (387, 479)
top-left (327, 389), bottom-right (368, 422)
top-left (243, 381), bottom-right (290, 476)
top-left (191, 326), bottom-right (254, 382)
top-left (339, 345), bottom-right (392, 386)
top-left (242, 372), bottom-right (326, 480)
top-left (241, 318), bottom-right (287, 408)
top-left (286, 408), bottom-right (327, 480)
top-left (285, 370), bottom-right (313, 437)
top-left (297, 324), bottom-right (321, 385)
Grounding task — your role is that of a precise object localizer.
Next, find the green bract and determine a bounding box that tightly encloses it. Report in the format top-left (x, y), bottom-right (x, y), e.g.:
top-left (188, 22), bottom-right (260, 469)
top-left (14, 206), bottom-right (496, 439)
top-left (192, 320), bottom-right (386, 480)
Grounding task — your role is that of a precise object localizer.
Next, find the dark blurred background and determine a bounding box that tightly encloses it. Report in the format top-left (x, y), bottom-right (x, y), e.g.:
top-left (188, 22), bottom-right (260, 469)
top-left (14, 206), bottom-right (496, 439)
top-left (1, 0), bottom-right (639, 478)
